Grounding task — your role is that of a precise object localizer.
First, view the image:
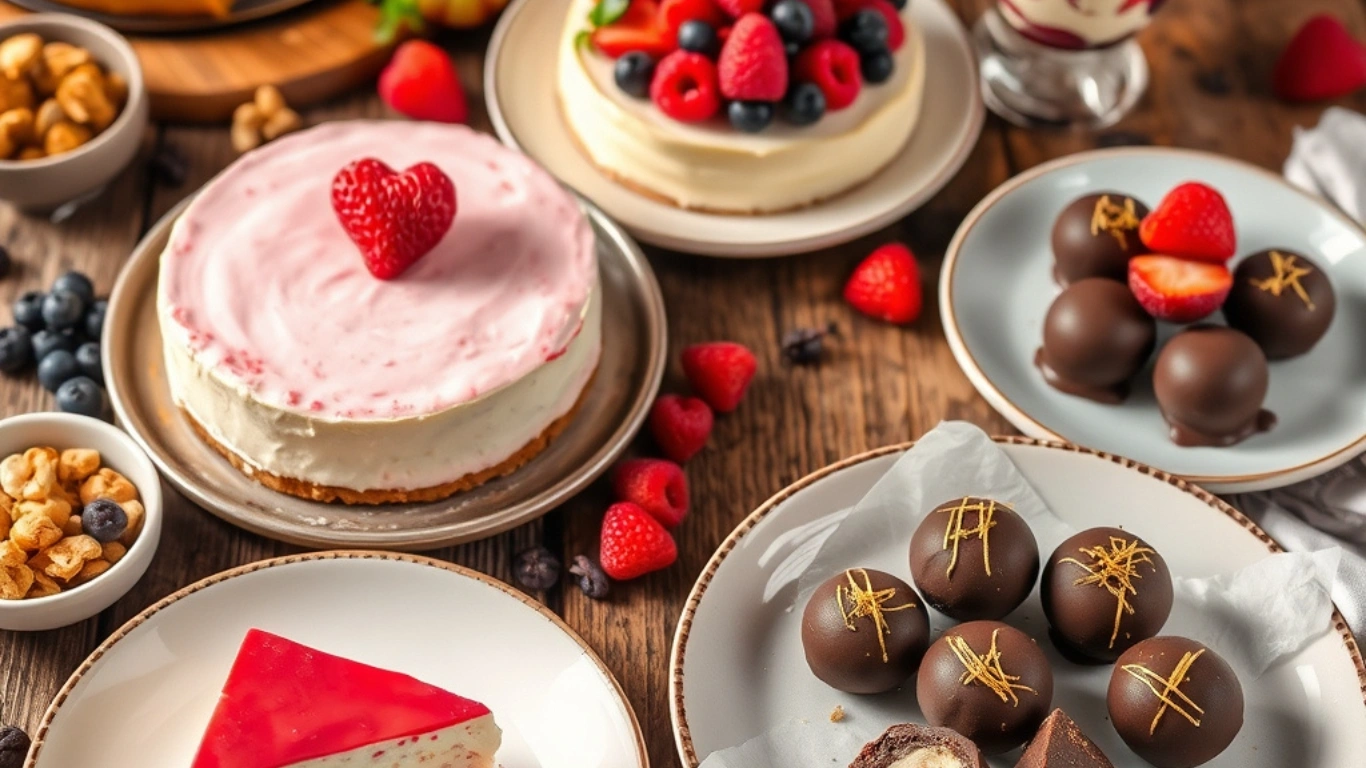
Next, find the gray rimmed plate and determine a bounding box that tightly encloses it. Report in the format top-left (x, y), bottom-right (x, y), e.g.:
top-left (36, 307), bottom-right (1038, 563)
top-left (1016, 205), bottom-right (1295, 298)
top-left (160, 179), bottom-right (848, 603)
top-left (103, 197), bottom-right (666, 550)
top-left (940, 148), bottom-right (1366, 493)
top-left (9, 0), bottom-right (317, 34)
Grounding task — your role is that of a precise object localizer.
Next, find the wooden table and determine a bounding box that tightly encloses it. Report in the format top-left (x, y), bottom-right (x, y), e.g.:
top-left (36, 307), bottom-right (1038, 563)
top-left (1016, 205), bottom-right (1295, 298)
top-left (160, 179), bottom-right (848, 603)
top-left (2, 0), bottom-right (1364, 765)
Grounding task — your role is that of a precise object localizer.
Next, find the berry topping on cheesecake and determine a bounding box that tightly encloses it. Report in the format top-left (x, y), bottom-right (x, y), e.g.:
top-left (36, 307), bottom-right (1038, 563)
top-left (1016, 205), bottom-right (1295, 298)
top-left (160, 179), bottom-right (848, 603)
top-left (331, 158), bottom-right (457, 280)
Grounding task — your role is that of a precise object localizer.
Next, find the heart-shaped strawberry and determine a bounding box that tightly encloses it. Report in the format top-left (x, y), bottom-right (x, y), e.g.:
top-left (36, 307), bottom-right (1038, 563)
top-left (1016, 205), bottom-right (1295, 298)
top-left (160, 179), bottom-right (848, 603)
top-left (331, 158), bottom-right (457, 280)
top-left (1273, 15), bottom-right (1366, 102)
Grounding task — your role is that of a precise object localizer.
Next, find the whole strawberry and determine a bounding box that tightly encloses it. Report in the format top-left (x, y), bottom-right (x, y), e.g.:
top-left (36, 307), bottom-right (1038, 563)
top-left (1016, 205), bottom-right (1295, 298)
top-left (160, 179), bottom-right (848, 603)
top-left (649, 394), bottom-right (714, 463)
top-left (378, 41), bottom-right (468, 124)
top-left (600, 502), bottom-right (679, 581)
top-left (1272, 15), bottom-right (1366, 102)
top-left (718, 13), bottom-right (789, 102)
top-left (843, 243), bottom-right (922, 324)
top-left (1139, 182), bottom-right (1236, 263)
top-left (681, 341), bottom-right (757, 413)
top-left (612, 458), bottom-right (689, 528)
top-left (715, 0), bottom-right (765, 17)
top-left (331, 158), bottom-right (457, 280)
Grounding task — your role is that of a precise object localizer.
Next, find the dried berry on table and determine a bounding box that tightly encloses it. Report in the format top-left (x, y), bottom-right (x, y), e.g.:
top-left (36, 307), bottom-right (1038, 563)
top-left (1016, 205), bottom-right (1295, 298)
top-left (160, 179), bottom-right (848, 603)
top-left (514, 545), bottom-right (561, 591)
top-left (781, 322), bottom-right (838, 365)
top-left (570, 555), bottom-right (611, 599)
top-left (0, 725), bottom-right (30, 768)
top-left (149, 142), bottom-right (189, 187)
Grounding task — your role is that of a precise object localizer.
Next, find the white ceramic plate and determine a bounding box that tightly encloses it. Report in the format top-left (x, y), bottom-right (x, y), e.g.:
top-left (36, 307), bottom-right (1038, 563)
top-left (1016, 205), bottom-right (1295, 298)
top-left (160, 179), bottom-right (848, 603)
top-left (669, 440), bottom-right (1366, 768)
top-left (28, 553), bottom-right (649, 768)
top-left (485, 0), bottom-right (984, 257)
top-left (941, 148), bottom-right (1366, 493)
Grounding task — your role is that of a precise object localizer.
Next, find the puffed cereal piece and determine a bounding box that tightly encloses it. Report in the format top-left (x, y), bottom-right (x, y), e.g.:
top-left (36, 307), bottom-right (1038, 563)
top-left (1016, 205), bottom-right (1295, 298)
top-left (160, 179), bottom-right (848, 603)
top-left (0, 539), bottom-right (25, 567)
top-left (28, 571), bottom-right (61, 598)
top-left (57, 68), bottom-right (116, 130)
top-left (13, 497), bottom-right (71, 530)
top-left (1, 448), bottom-right (57, 501)
top-left (11, 513), bottom-right (62, 552)
top-left (41, 42), bottom-right (91, 81)
top-left (43, 534), bottom-right (101, 582)
top-left (254, 84), bottom-right (285, 117)
top-left (101, 540), bottom-right (126, 565)
top-left (34, 97), bottom-right (64, 137)
top-left (262, 108), bottom-right (302, 141)
top-left (104, 71), bottom-right (128, 108)
top-left (0, 563), bottom-right (33, 600)
top-left (118, 499), bottom-right (144, 546)
top-left (44, 120), bottom-right (91, 156)
top-left (0, 33), bottom-right (41, 80)
top-left (80, 467), bottom-right (137, 505)
top-left (0, 75), bottom-right (33, 114)
top-left (59, 448), bottom-right (100, 485)
top-left (0, 506), bottom-right (8, 541)
top-left (16, 145), bottom-right (44, 160)
top-left (0, 107), bottom-right (33, 146)
top-left (70, 558), bottom-right (110, 586)
top-left (62, 514), bottom-right (83, 538)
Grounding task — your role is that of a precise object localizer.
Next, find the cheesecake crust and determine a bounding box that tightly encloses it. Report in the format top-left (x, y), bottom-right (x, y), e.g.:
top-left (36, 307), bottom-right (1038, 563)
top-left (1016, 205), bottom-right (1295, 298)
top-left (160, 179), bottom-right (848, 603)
top-left (181, 370), bottom-right (596, 505)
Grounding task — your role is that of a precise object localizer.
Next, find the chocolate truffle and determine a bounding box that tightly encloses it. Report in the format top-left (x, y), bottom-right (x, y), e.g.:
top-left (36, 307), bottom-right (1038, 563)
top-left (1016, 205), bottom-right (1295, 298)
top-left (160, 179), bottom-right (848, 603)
top-left (917, 621), bottom-right (1054, 755)
top-left (1153, 327), bottom-right (1275, 447)
top-left (1223, 249), bottom-right (1336, 360)
top-left (1041, 527), bottom-right (1173, 664)
top-left (1015, 710), bottom-right (1115, 768)
top-left (1108, 636), bottom-right (1244, 768)
top-left (801, 568), bottom-right (931, 694)
top-left (909, 497), bottom-right (1040, 621)
top-left (850, 724), bottom-right (988, 768)
top-left (1051, 192), bottom-right (1151, 286)
top-left (1035, 279), bottom-right (1157, 404)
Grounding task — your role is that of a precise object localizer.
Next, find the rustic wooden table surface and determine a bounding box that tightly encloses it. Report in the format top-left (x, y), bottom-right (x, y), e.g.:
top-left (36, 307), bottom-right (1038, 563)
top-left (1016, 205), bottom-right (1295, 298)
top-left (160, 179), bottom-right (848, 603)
top-left (2, 0), bottom-right (1364, 765)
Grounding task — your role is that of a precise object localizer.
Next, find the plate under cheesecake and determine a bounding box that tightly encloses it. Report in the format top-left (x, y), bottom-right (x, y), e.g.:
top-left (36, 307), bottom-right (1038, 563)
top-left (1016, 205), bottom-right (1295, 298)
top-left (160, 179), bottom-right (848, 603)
top-left (8, 0), bottom-right (316, 32)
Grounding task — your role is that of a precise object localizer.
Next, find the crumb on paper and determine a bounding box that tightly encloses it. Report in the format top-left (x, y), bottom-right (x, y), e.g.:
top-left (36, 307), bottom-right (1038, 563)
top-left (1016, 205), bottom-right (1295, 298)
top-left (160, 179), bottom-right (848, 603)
top-left (829, 705), bottom-right (845, 723)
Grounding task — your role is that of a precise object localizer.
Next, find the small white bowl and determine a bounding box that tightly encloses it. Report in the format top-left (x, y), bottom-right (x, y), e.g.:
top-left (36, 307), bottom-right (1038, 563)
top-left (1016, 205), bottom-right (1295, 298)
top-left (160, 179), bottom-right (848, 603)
top-left (0, 413), bottom-right (161, 631)
top-left (0, 14), bottom-right (149, 212)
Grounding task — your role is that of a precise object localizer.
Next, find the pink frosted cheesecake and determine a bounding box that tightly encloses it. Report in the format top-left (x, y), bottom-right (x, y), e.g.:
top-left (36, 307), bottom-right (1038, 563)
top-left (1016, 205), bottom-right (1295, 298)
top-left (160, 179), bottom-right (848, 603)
top-left (158, 121), bottom-right (601, 504)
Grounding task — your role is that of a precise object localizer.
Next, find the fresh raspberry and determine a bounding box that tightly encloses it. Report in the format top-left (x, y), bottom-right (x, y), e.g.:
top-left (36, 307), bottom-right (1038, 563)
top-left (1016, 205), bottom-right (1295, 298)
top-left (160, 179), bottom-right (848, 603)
top-left (599, 502), bottom-right (679, 581)
top-left (649, 394), bottom-right (714, 463)
top-left (1139, 182), bottom-right (1236, 263)
top-left (660, 0), bottom-right (728, 39)
top-left (795, 39), bottom-right (862, 110)
top-left (331, 159), bottom-right (457, 280)
top-left (835, 0), bottom-right (904, 50)
top-left (377, 41), bottom-right (468, 124)
top-left (1128, 255), bottom-right (1233, 323)
top-left (1272, 14), bottom-right (1366, 102)
top-left (681, 341), bottom-right (757, 413)
top-left (718, 13), bottom-right (789, 101)
top-left (592, 0), bottom-right (674, 58)
top-left (804, 0), bottom-right (838, 38)
top-left (650, 51), bottom-right (722, 122)
top-left (611, 458), bottom-right (689, 528)
top-left (715, 0), bottom-right (765, 18)
top-left (843, 243), bottom-right (922, 324)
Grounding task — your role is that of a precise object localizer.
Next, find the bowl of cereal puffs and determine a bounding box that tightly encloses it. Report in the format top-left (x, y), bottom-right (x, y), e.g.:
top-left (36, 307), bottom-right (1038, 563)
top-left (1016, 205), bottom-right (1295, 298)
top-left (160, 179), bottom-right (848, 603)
top-left (0, 412), bottom-right (161, 631)
top-left (0, 15), bottom-right (147, 212)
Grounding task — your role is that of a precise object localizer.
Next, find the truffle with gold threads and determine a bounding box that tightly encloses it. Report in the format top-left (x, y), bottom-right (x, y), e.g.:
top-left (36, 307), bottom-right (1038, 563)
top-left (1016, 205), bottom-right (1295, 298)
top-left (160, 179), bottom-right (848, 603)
top-left (1222, 248), bottom-right (1336, 360)
top-left (801, 568), bottom-right (931, 694)
top-left (909, 497), bottom-right (1041, 621)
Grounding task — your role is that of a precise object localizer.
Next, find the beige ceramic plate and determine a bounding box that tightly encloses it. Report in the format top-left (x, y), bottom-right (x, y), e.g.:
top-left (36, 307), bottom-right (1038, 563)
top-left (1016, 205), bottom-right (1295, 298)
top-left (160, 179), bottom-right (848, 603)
top-left (485, 0), bottom-right (984, 257)
top-left (103, 198), bottom-right (666, 551)
top-left (27, 552), bottom-right (649, 767)
top-left (9, 0), bottom-right (317, 33)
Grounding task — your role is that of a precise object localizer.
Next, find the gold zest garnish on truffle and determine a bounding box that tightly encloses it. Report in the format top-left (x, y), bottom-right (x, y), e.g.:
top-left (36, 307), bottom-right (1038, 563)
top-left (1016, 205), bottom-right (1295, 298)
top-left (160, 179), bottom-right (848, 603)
top-left (1251, 251), bottom-right (1316, 310)
top-left (1090, 195), bottom-right (1141, 249)
top-left (836, 569), bottom-right (917, 664)
top-left (946, 629), bottom-right (1037, 706)
top-left (940, 498), bottom-right (1003, 578)
top-left (1060, 536), bottom-right (1156, 649)
top-left (1122, 649), bottom-right (1207, 735)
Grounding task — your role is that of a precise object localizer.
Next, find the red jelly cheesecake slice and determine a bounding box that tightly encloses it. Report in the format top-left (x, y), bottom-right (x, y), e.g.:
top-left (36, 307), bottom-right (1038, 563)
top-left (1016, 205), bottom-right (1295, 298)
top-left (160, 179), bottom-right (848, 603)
top-left (193, 629), bottom-right (501, 768)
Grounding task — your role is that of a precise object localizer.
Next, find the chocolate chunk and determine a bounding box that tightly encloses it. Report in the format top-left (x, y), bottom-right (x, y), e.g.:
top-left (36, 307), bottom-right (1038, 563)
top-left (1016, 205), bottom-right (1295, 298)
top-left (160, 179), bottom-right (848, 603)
top-left (1015, 710), bottom-right (1115, 768)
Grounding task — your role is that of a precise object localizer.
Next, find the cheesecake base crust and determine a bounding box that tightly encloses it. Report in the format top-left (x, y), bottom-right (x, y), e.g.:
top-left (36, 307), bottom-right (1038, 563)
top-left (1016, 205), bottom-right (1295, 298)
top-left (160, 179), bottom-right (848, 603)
top-left (181, 370), bottom-right (596, 506)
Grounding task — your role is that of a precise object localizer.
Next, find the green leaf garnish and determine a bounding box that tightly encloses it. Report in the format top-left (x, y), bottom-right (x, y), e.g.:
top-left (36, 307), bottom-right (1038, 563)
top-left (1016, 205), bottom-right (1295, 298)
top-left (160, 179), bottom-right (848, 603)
top-left (588, 0), bottom-right (631, 27)
top-left (574, 29), bottom-right (592, 52)
top-left (370, 0), bottom-right (425, 44)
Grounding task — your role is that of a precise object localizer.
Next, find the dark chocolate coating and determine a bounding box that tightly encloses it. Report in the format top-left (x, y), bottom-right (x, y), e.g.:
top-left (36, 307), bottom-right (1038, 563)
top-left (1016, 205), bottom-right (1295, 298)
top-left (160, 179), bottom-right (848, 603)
top-left (1153, 327), bottom-right (1273, 447)
top-left (801, 568), bottom-right (931, 694)
top-left (1223, 249), bottom-right (1335, 360)
top-left (909, 497), bottom-right (1040, 621)
top-left (1016, 709), bottom-right (1115, 768)
top-left (1036, 279), bottom-right (1157, 404)
top-left (1108, 636), bottom-right (1244, 768)
top-left (1041, 527), bottom-right (1173, 663)
top-left (1051, 192), bottom-right (1151, 286)
top-left (916, 620), bottom-right (1054, 755)
top-left (849, 723), bottom-right (988, 768)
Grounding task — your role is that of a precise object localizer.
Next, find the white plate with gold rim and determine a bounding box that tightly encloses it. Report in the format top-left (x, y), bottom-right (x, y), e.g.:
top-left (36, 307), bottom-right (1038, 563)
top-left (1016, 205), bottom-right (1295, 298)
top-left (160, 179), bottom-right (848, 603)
top-left (27, 552), bottom-right (649, 768)
top-left (669, 439), bottom-right (1366, 767)
top-left (485, 0), bottom-right (984, 257)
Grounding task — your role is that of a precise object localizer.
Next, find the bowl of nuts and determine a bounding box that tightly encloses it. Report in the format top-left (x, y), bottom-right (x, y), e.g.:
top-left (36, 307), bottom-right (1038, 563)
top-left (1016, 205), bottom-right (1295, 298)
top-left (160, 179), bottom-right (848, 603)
top-left (0, 15), bottom-right (147, 212)
top-left (0, 412), bottom-right (161, 631)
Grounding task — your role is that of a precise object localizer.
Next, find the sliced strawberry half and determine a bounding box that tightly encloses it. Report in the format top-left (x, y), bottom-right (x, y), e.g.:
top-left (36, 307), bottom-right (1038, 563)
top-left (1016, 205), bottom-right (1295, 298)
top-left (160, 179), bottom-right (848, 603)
top-left (659, 0), bottom-right (727, 39)
top-left (592, 0), bottom-right (674, 59)
top-left (1127, 255), bottom-right (1233, 323)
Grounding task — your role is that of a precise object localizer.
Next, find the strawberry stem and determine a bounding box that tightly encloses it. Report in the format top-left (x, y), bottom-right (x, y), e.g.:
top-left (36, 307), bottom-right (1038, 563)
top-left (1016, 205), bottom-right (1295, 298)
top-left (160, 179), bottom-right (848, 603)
top-left (370, 0), bottom-right (425, 44)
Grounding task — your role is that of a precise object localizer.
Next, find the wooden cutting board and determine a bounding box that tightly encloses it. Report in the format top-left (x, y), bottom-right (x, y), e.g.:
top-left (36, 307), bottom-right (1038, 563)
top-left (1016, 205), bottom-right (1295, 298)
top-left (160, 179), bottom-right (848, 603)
top-left (0, 0), bottom-right (393, 123)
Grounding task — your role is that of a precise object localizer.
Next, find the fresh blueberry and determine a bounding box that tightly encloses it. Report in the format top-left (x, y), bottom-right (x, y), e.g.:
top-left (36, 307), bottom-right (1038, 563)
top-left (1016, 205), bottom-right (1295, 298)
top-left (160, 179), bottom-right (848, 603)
top-left (570, 555), bottom-right (611, 600)
top-left (82, 498), bottom-right (128, 544)
top-left (0, 327), bottom-right (32, 373)
top-left (781, 81), bottom-right (827, 125)
top-left (0, 726), bottom-right (31, 768)
top-left (37, 349), bottom-right (79, 392)
top-left (861, 48), bottom-right (895, 84)
top-left (41, 289), bottom-right (85, 331)
top-left (842, 9), bottom-right (889, 54)
top-left (514, 546), bottom-right (561, 591)
top-left (889, 0), bottom-right (907, 8)
top-left (771, 0), bottom-right (815, 43)
top-left (75, 341), bottom-right (101, 384)
top-left (613, 51), bottom-right (656, 99)
top-left (677, 20), bottom-right (720, 56)
top-left (728, 100), bottom-right (775, 133)
top-left (84, 299), bottom-right (108, 340)
top-left (0, 246), bottom-right (10, 280)
top-left (31, 328), bottom-right (78, 361)
top-left (56, 376), bottom-right (106, 419)
top-left (13, 291), bottom-right (44, 331)
top-left (51, 271), bottom-right (95, 304)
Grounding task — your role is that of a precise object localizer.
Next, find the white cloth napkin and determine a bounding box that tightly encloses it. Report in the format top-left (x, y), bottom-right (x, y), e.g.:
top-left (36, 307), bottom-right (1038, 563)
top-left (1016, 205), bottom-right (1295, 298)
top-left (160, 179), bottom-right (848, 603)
top-left (1237, 107), bottom-right (1366, 641)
